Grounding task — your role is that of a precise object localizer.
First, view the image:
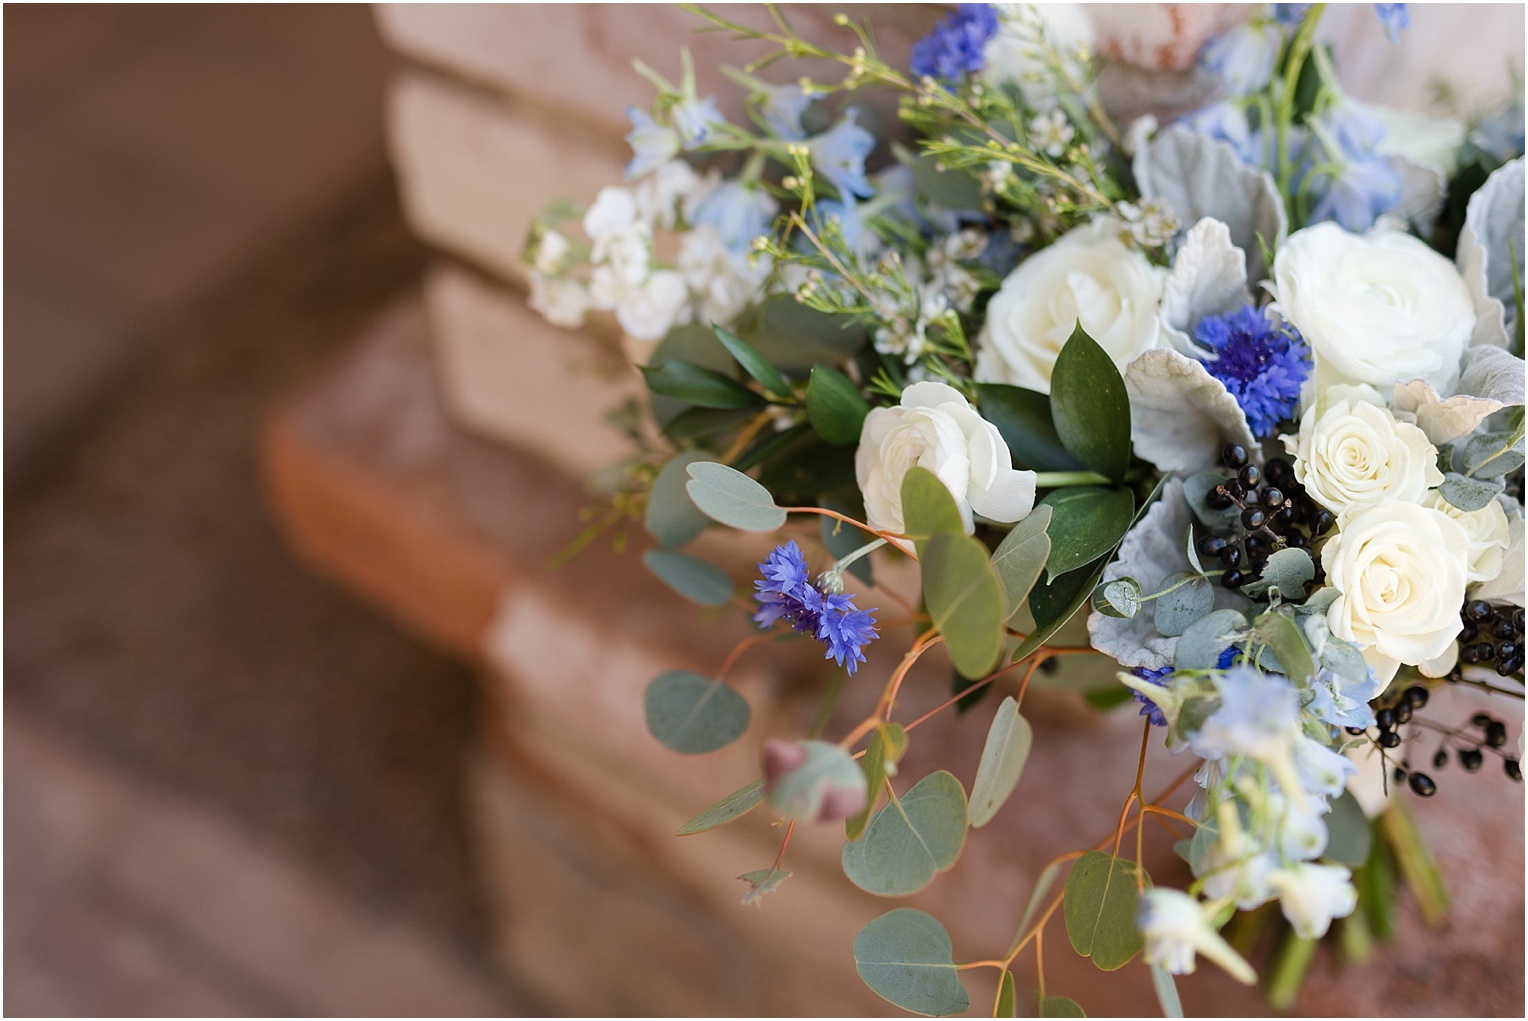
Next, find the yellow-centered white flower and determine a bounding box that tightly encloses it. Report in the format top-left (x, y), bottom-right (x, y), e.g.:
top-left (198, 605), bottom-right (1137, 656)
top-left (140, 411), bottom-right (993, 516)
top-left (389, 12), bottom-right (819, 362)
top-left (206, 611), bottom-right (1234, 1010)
top-left (1284, 385), bottom-right (1442, 519)
top-left (855, 381), bottom-right (1036, 536)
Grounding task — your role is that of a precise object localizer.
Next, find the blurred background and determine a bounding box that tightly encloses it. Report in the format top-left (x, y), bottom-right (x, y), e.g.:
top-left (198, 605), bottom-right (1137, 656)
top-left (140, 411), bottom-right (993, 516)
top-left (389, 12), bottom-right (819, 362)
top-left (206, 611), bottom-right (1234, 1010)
top-left (5, 4), bottom-right (1524, 1018)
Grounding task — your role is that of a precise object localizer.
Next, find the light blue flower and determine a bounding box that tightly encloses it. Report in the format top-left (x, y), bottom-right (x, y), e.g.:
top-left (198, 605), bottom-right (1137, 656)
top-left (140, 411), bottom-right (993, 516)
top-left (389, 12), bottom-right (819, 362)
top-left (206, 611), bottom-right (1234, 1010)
top-left (1373, 3), bottom-right (1409, 44)
top-left (809, 197), bottom-right (870, 257)
top-left (624, 107), bottom-right (679, 179)
top-left (759, 83), bottom-right (813, 140)
top-left (693, 182), bottom-right (779, 253)
top-left (1306, 154), bottom-right (1403, 231)
top-left (809, 110), bottom-right (876, 199)
top-left (1199, 22), bottom-right (1283, 97)
top-left (1291, 735), bottom-right (1357, 798)
top-left (1187, 666), bottom-right (1301, 762)
top-left (670, 95), bottom-right (726, 149)
top-left (1179, 102), bottom-right (1260, 165)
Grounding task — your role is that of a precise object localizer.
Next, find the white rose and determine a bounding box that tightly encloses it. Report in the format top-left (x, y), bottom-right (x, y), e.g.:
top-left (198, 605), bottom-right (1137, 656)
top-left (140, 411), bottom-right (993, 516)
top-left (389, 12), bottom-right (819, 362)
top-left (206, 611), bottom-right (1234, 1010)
top-left (1425, 490), bottom-right (1511, 586)
top-left (615, 271), bottom-right (689, 341)
top-left (1321, 501), bottom-right (1470, 682)
top-left (855, 381), bottom-right (1036, 536)
top-left (1283, 385), bottom-right (1442, 518)
top-left (975, 218), bottom-right (1166, 394)
top-left (1271, 222), bottom-right (1475, 398)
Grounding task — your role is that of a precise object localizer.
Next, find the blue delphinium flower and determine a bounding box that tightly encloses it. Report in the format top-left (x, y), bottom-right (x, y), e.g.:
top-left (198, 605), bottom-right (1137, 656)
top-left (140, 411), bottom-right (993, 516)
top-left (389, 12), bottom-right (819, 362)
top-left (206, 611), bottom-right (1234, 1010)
top-left (1130, 666), bottom-right (1173, 727)
top-left (753, 541), bottom-right (879, 674)
top-left (624, 107), bottom-right (679, 178)
top-left (670, 95), bottom-right (726, 149)
top-left (1272, 4), bottom-right (1312, 26)
top-left (1305, 156), bottom-right (1403, 232)
top-left (759, 83), bottom-right (813, 140)
top-left (1198, 22), bottom-right (1282, 97)
top-left (1178, 102), bottom-right (1261, 165)
top-left (809, 111), bottom-right (876, 198)
top-left (1373, 3), bottom-right (1409, 43)
top-left (694, 181), bottom-right (779, 253)
top-left (1195, 305), bottom-right (1312, 438)
top-left (909, 3), bottom-right (1001, 84)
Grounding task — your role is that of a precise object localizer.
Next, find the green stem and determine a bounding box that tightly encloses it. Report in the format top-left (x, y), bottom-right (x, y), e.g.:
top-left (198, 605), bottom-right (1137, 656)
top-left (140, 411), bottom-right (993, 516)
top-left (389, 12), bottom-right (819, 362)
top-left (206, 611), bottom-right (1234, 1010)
top-left (1275, 5), bottom-right (1326, 205)
top-left (831, 537), bottom-right (887, 575)
top-left (1032, 470), bottom-right (1111, 488)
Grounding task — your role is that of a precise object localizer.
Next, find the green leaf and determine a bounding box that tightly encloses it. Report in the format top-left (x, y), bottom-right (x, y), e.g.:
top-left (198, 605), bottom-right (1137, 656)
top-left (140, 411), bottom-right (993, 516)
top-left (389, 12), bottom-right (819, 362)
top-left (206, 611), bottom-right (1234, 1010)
top-left (640, 360), bottom-right (762, 409)
top-left (975, 383), bottom-right (1086, 472)
top-left (1438, 471), bottom-right (1505, 511)
top-left (644, 671), bottom-right (750, 754)
top-left (1013, 561), bottom-right (1106, 663)
top-left (1009, 860), bottom-right (1063, 955)
top-left (1084, 684), bottom-right (1134, 711)
top-left (901, 465), bottom-right (965, 548)
top-left (854, 909), bottom-right (970, 1017)
top-left (907, 149), bottom-right (987, 209)
top-left (1092, 577), bottom-right (1142, 619)
top-left (992, 506), bottom-right (1053, 622)
top-left (1040, 995), bottom-right (1086, 1017)
top-left (645, 451), bottom-right (715, 547)
top-left (1462, 429), bottom-right (1526, 478)
top-left (1049, 324), bottom-right (1132, 481)
top-left (847, 723), bottom-right (908, 842)
top-left (1150, 965), bottom-right (1184, 1018)
top-left (642, 549), bottom-right (733, 606)
top-left (713, 324), bottom-right (792, 398)
top-left (1063, 851), bottom-right (1144, 971)
top-left (1174, 609), bottom-right (1249, 671)
top-left (842, 771), bottom-right (968, 896)
top-left (660, 405), bottom-right (757, 445)
top-left (1152, 572), bottom-right (1213, 637)
top-left (739, 866), bottom-right (792, 905)
top-left (806, 365), bottom-right (872, 446)
top-left (1038, 487), bottom-right (1133, 580)
top-left (685, 461), bottom-right (788, 531)
top-left (969, 697), bottom-right (1034, 828)
top-left (924, 532), bottom-right (1007, 679)
top-left (649, 324), bottom-right (739, 428)
top-left (1257, 547), bottom-right (1316, 602)
top-left (1324, 789), bottom-right (1372, 867)
top-left (1253, 611), bottom-right (1316, 685)
top-left (748, 295), bottom-right (867, 371)
top-left (678, 779), bottom-right (764, 835)
top-left (996, 971), bottom-right (1017, 1018)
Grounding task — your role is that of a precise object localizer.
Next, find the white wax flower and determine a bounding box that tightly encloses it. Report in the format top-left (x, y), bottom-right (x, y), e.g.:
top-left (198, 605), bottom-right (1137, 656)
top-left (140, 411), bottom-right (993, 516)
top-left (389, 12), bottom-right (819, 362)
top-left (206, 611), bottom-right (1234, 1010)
top-left (1271, 222), bottom-right (1474, 398)
top-left (1425, 490), bottom-right (1511, 586)
top-left (1321, 500), bottom-right (1471, 682)
top-left (527, 274), bottom-right (589, 329)
top-left (615, 271), bottom-right (689, 341)
top-left (974, 218), bottom-right (1166, 394)
top-left (1283, 385), bottom-right (1442, 518)
top-left (1269, 863), bottom-right (1357, 940)
top-left (1138, 889), bottom-right (1256, 983)
top-left (855, 381), bottom-right (1036, 536)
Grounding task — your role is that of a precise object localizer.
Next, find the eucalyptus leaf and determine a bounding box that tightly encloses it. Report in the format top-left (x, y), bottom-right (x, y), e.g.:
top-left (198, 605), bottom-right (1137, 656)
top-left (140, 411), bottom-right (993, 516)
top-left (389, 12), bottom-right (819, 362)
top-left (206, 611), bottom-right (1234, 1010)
top-left (997, 971), bottom-right (1017, 1018)
top-left (847, 723), bottom-right (909, 842)
top-left (1040, 486), bottom-right (1134, 580)
top-left (1010, 861), bottom-right (1063, 955)
top-left (854, 909), bottom-right (970, 1017)
top-left (992, 505), bottom-right (1053, 622)
top-left (1182, 471), bottom-right (1239, 529)
top-left (806, 365), bottom-right (872, 446)
top-left (644, 671), bottom-right (750, 754)
top-left (645, 451), bottom-right (715, 547)
top-left (640, 360), bottom-right (761, 409)
top-left (1152, 572), bottom-right (1213, 637)
top-left (1063, 851), bottom-right (1144, 971)
top-left (1174, 609), bottom-right (1248, 671)
top-left (1092, 577), bottom-right (1142, 619)
top-left (713, 324), bottom-right (792, 398)
top-left (1438, 471), bottom-right (1506, 511)
top-left (642, 549), bottom-right (733, 606)
top-left (1257, 547), bottom-right (1316, 601)
top-left (739, 866), bottom-right (792, 905)
top-left (1253, 611), bottom-right (1316, 684)
top-left (901, 465), bottom-right (965, 548)
top-left (1040, 995), bottom-right (1086, 1018)
top-left (1049, 324), bottom-right (1132, 481)
top-left (842, 771), bottom-right (969, 896)
top-left (975, 383), bottom-right (1086, 472)
top-left (1324, 789), bottom-right (1372, 868)
top-left (685, 461), bottom-right (789, 531)
top-left (1462, 429), bottom-right (1526, 479)
top-left (924, 532), bottom-right (1008, 679)
top-left (678, 779), bottom-right (764, 835)
top-left (969, 697), bottom-right (1034, 827)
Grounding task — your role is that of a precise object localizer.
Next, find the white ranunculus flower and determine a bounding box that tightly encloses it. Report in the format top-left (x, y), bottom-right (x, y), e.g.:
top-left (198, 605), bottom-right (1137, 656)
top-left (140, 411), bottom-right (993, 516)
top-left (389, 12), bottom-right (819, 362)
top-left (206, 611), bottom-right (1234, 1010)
top-left (1425, 490), bottom-right (1511, 586)
top-left (1269, 863), bottom-right (1357, 940)
top-left (855, 381), bottom-right (1036, 536)
top-left (1283, 384), bottom-right (1442, 518)
top-left (975, 218), bottom-right (1166, 393)
top-left (1270, 222), bottom-right (1475, 398)
top-left (615, 271), bottom-right (689, 341)
top-left (1321, 500), bottom-right (1471, 682)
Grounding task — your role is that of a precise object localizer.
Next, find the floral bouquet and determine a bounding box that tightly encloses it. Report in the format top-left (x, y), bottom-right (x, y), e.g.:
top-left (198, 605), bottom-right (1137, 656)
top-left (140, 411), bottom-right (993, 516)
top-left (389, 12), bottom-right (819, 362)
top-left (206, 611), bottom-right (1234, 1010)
top-left (526, 3), bottom-right (1524, 1015)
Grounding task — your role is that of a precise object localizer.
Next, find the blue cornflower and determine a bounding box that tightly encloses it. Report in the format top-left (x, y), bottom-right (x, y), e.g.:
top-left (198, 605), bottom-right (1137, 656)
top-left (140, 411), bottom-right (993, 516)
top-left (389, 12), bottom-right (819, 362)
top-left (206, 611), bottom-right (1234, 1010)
top-left (809, 111), bottom-right (876, 199)
top-left (1195, 305), bottom-right (1312, 438)
top-left (909, 4), bottom-right (1001, 84)
top-left (670, 96), bottom-right (726, 150)
top-left (753, 542), bottom-right (879, 674)
top-left (694, 182), bottom-right (779, 253)
top-left (624, 107), bottom-right (679, 179)
top-left (1130, 666), bottom-right (1173, 727)
top-left (1373, 3), bottom-right (1409, 43)
top-left (759, 83), bottom-right (813, 140)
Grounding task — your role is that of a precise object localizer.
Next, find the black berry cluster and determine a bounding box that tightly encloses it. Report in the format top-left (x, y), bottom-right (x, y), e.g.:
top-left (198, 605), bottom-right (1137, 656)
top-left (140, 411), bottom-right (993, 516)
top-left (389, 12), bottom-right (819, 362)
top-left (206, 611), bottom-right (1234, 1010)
top-left (1196, 444), bottom-right (1333, 596)
top-left (1456, 600), bottom-right (1525, 678)
top-left (1354, 684), bottom-right (1525, 797)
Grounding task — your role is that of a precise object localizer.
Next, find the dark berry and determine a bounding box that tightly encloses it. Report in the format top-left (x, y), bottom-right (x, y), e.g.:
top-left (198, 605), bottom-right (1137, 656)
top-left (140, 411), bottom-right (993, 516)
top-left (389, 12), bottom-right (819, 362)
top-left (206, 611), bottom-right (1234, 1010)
top-left (1432, 748), bottom-right (1449, 769)
top-left (1501, 653), bottom-right (1524, 676)
top-left (1466, 600), bottom-right (1495, 623)
top-left (1407, 772), bottom-right (1438, 797)
top-left (1513, 607), bottom-right (1524, 633)
top-left (1219, 546), bottom-right (1243, 568)
top-left (1472, 642), bottom-right (1497, 663)
top-left (1507, 759), bottom-right (1523, 782)
top-left (1486, 721), bottom-right (1509, 748)
top-left (1378, 730), bottom-right (1402, 749)
top-left (1310, 508), bottom-right (1335, 535)
top-left (1222, 569), bottom-right (1246, 590)
top-left (1459, 621), bottom-right (1480, 644)
top-left (1286, 533), bottom-right (1309, 550)
top-left (1496, 641), bottom-right (1518, 662)
top-left (1459, 747), bottom-right (1484, 772)
top-left (1266, 457), bottom-right (1292, 483)
top-left (1394, 701), bottom-right (1413, 725)
top-left (1473, 712), bottom-right (1495, 728)
top-left (1260, 487), bottom-right (1285, 509)
top-left (1222, 443), bottom-right (1248, 468)
top-left (1225, 478), bottom-right (1246, 499)
top-left (1197, 534), bottom-right (1228, 558)
top-left (1403, 686), bottom-right (1429, 709)
top-left (1242, 506), bottom-right (1267, 529)
top-left (1493, 618), bottom-right (1516, 639)
top-left (1345, 726), bottom-right (1369, 736)
top-left (1206, 486), bottom-right (1233, 510)
top-left (1238, 464), bottom-right (1261, 490)
top-left (1375, 707), bottom-right (1397, 731)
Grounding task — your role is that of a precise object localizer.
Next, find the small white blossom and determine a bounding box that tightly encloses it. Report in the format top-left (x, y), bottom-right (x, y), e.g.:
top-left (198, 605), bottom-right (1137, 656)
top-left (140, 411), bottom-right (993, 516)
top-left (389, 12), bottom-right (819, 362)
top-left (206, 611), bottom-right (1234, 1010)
top-left (1269, 863), bottom-right (1358, 940)
top-left (528, 274), bottom-right (590, 329)
top-left (615, 270), bottom-right (690, 341)
top-left (1138, 889), bottom-right (1255, 983)
top-left (532, 229), bottom-right (571, 275)
top-left (1029, 108), bottom-right (1075, 158)
top-left (583, 187), bottom-right (638, 240)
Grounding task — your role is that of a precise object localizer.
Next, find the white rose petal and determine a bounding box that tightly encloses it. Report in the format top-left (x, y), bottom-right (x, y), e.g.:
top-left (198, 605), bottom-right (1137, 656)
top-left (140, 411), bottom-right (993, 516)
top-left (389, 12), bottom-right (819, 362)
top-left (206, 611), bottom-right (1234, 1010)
top-left (1322, 501), bottom-right (1471, 682)
top-left (855, 381), bottom-right (1036, 537)
top-left (1284, 386), bottom-right (1442, 519)
top-left (1271, 222), bottom-right (1475, 399)
top-left (1471, 504), bottom-right (1525, 607)
top-left (975, 218), bottom-right (1166, 393)
top-left (1425, 490), bottom-right (1511, 586)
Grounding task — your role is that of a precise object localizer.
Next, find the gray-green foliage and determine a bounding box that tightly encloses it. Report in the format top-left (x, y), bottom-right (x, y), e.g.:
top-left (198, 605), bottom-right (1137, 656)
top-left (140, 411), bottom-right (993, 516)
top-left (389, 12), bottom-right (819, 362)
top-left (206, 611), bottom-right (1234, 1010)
top-left (684, 461), bottom-right (789, 531)
top-left (853, 909), bottom-right (970, 1017)
top-left (842, 771), bottom-right (968, 896)
top-left (1063, 851), bottom-right (1145, 971)
top-left (968, 697), bottom-right (1033, 828)
top-left (642, 549), bottom-right (733, 606)
top-left (644, 671), bottom-right (750, 754)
